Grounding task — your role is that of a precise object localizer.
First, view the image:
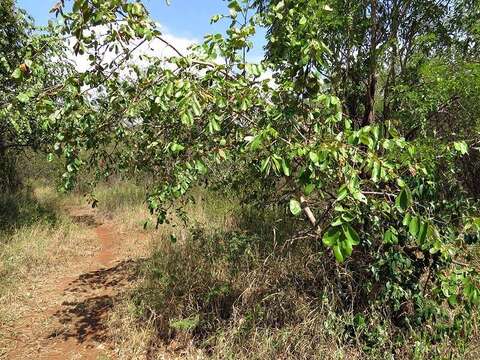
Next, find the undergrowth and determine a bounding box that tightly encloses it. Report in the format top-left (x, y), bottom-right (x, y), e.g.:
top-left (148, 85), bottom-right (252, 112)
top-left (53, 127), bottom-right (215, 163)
top-left (2, 159), bottom-right (479, 359)
top-left (0, 183), bottom-right (94, 325)
top-left (108, 192), bottom-right (480, 360)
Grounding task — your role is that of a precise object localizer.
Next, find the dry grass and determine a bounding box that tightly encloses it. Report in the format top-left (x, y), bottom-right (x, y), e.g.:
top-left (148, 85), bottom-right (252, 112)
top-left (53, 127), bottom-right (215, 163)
top-left (3, 179), bottom-right (474, 359)
top-left (89, 181), bottom-right (238, 233)
top-left (73, 183), bottom-right (347, 358)
top-left (127, 232), bottom-right (361, 360)
top-left (0, 181), bottom-right (361, 359)
top-left (101, 184), bottom-right (468, 359)
top-left (107, 299), bottom-right (157, 359)
top-left (0, 185), bottom-right (93, 281)
top-left (99, 187), bottom-right (353, 359)
top-left (92, 183), bottom-right (239, 360)
top-left (0, 185), bottom-right (97, 336)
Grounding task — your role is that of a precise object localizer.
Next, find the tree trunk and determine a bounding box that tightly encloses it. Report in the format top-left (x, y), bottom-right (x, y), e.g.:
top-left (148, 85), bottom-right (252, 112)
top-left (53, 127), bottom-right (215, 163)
top-left (363, 73), bottom-right (377, 126)
top-left (383, 1), bottom-right (400, 121)
top-left (362, 0), bottom-right (378, 127)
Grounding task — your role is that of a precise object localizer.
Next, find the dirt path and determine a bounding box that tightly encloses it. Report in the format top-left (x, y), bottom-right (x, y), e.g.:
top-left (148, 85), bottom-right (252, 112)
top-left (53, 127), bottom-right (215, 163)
top-left (5, 207), bottom-right (141, 360)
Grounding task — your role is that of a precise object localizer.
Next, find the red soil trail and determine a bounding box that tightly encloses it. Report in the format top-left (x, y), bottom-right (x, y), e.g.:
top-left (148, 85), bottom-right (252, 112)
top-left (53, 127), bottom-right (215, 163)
top-left (4, 208), bottom-right (137, 360)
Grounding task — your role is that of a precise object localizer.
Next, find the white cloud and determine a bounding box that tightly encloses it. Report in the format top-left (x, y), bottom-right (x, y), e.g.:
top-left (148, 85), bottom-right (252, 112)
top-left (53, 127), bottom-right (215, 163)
top-left (66, 23), bottom-right (276, 95)
top-left (69, 23), bottom-right (198, 73)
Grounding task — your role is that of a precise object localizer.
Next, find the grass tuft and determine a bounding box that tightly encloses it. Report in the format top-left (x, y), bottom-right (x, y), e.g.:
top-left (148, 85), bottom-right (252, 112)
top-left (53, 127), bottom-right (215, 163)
top-left (0, 185), bottom-right (95, 328)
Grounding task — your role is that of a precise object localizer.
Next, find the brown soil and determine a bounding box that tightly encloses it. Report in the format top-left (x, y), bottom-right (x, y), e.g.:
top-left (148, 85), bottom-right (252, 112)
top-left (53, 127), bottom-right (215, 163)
top-left (4, 207), bottom-right (143, 360)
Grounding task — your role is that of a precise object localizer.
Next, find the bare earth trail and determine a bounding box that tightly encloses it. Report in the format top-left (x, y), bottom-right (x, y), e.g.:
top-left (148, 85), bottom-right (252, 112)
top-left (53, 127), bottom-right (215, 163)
top-left (5, 206), bottom-right (142, 360)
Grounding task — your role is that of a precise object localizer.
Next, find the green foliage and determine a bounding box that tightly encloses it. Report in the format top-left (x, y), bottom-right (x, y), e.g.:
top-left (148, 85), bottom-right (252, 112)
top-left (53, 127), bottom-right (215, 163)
top-left (5, 0), bottom-right (480, 356)
top-left (322, 224), bottom-right (360, 262)
top-left (288, 198), bottom-right (301, 216)
top-left (169, 315), bottom-right (200, 332)
top-left (0, 0), bottom-right (73, 191)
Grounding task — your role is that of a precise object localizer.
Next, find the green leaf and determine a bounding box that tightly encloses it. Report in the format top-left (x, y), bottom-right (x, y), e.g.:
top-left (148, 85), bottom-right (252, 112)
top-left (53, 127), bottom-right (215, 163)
top-left (181, 111), bottom-right (194, 125)
top-left (260, 157), bottom-right (271, 173)
top-left (289, 199), bottom-right (302, 216)
top-left (274, 0), bottom-right (285, 11)
top-left (331, 217), bottom-right (343, 227)
top-left (249, 135), bottom-right (262, 150)
top-left (417, 221), bottom-right (428, 244)
top-left (359, 133), bottom-right (374, 149)
top-left (240, 99), bottom-right (248, 111)
top-left (343, 223), bottom-right (360, 245)
top-left (337, 184), bottom-right (348, 201)
top-left (195, 160), bottom-right (208, 175)
top-left (16, 92), bottom-right (30, 103)
top-left (169, 315), bottom-right (200, 331)
top-left (303, 183), bottom-right (315, 196)
top-left (170, 143), bottom-right (185, 153)
top-left (228, 0), bottom-right (242, 11)
top-left (383, 229), bottom-right (398, 244)
top-left (309, 151), bottom-right (319, 164)
top-left (11, 67), bottom-right (22, 79)
top-left (409, 216), bottom-right (420, 237)
top-left (281, 158), bottom-right (291, 176)
top-left (395, 186), bottom-right (412, 212)
top-left (453, 141), bottom-right (468, 155)
top-left (333, 245), bottom-right (344, 262)
top-left (245, 63), bottom-right (263, 77)
top-left (211, 14), bottom-right (222, 23)
top-left (191, 95), bottom-right (202, 116)
top-left (402, 213), bottom-right (412, 226)
top-left (372, 161), bottom-right (381, 182)
top-left (272, 156), bottom-right (281, 172)
top-left (209, 118), bottom-right (221, 133)
top-left (323, 227), bottom-right (341, 247)
top-left (352, 190), bottom-right (367, 204)
top-left (427, 224), bottom-right (440, 242)
top-left (448, 294), bottom-right (458, 306)
top-left (341, 240), bottom-right (353, 256)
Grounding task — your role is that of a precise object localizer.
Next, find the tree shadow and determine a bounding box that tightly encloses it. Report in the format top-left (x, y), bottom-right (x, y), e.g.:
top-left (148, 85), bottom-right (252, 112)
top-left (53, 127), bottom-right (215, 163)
top-left (47, 259), bottom-right (144, 344)
top-left (0, 187), bottom-right (58, 235)
top-left (69, 213), bottom-right (102, 228)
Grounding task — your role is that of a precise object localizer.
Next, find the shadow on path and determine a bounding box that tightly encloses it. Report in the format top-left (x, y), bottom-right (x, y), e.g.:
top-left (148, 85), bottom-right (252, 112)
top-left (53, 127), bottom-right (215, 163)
top-left (47, 259), bottom-right (141, 344)
top-left (69, 213), bottom-right (102, 228)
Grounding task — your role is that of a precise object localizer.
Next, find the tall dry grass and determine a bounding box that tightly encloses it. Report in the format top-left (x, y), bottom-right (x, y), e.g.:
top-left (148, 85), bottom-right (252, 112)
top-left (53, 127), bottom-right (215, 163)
top-left (103, 184), bottom-right (480, 360)
top-left (103, 188), bottom-right (363, 359)
top-left (0, 184), bottom-right (96, 328)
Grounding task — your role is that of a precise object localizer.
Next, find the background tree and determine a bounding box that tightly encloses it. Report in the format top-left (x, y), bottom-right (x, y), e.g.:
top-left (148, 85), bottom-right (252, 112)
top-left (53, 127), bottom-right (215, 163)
top-left (0, 0), bottom-right (72, 190)
top-left (255, 0), bottom-right (479, 127)
top-left (0, 0), bottom-right (32, 190)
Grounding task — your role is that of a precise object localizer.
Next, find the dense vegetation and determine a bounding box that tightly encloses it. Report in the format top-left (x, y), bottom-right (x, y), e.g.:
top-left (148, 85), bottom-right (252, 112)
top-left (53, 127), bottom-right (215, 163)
top-left (2, 0), bottom-right (480, 358)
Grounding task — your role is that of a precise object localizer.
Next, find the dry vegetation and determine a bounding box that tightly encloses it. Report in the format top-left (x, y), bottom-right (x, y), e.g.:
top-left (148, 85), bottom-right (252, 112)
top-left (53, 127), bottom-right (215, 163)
top-left (0, 176), bottom-right (160, 358)
top-left (99, 184), bottom-right (480, 360)
top-left (1, 174), bottom-right (479, 359)
top-left (0, 183), bottom-right (98, 355)
top-left (85, 184), bottom-right (366, 359)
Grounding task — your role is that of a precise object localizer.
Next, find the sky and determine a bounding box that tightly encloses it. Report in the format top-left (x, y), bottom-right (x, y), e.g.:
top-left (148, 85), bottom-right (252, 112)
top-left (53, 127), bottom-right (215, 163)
top-left (16, 0), bottom-right (266, 62)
